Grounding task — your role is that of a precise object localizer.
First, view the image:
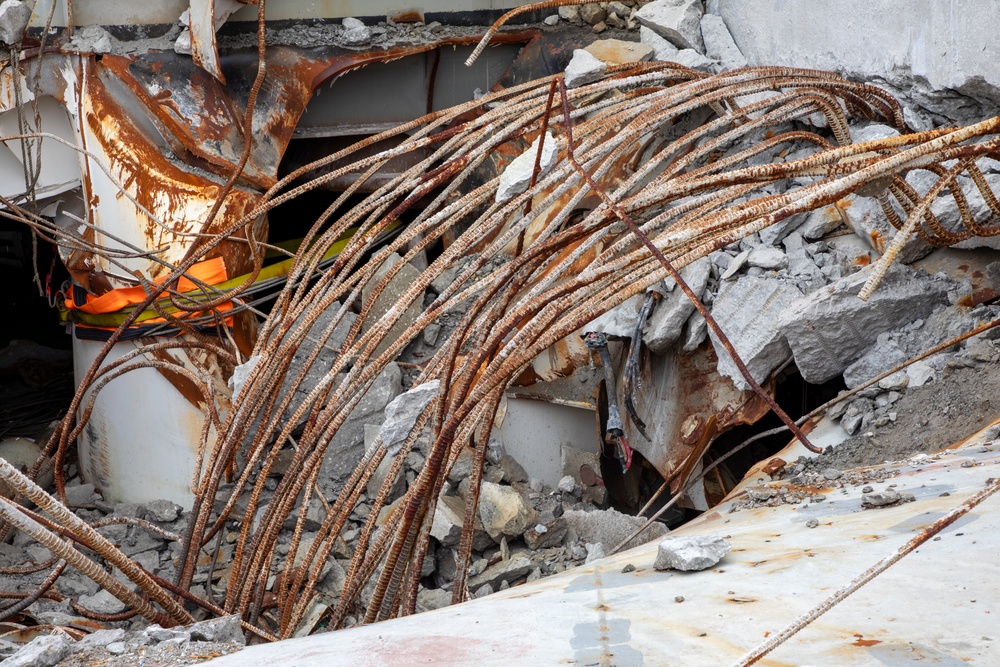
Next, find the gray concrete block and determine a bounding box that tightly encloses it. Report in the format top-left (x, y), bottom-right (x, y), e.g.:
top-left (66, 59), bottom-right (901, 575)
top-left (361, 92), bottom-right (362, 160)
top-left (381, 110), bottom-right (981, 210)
top-left (778, 264), bottom-right (952, 383)
top-left (707, 275), bottom-right (803, 390)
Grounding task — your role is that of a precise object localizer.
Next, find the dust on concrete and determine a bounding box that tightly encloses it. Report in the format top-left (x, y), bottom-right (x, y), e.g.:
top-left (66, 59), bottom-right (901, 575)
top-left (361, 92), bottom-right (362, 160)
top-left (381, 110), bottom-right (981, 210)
top-left (809, 362), bottom-right (1000, 471)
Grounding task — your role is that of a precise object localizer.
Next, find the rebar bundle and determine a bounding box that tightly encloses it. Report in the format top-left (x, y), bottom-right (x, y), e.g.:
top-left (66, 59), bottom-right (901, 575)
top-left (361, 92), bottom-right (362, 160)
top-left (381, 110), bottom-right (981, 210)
top-left (3, 56), bottom-right (1000, 640)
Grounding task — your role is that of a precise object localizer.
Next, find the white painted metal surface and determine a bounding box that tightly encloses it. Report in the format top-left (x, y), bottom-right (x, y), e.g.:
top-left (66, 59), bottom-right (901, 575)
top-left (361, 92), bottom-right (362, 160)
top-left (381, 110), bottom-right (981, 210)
top-left (497, 398), bottom-right (599, 487)
top-left (204, 433), bottom-right (1000, 666)
top-left (74, 337), bottom-right (211, 506)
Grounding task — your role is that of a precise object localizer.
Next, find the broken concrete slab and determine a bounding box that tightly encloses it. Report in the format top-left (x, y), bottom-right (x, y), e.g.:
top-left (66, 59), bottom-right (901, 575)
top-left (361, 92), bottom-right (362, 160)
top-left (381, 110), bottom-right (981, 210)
top-left (699, 14), bottom-right (747, 70)
top-left (584, 38), bottom-right (654, 64)
top-left (635, 0), bottom-right (705, 53)
top-left (644, 257), bottom-right (711, 353)
top-left (564, 49), bottom-right (606, 88)
top-left (707, 275), bottom-right (803, 390)
top-left (653, 534), bottom-right (731, 571)
top-left (495, 131), bottom-right (559, 203)
top-left (778, 264), bottom-right (953, 384)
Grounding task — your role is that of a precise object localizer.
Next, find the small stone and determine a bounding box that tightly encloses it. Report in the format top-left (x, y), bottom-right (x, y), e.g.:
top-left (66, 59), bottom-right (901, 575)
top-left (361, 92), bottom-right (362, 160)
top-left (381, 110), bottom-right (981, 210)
top-left (564, 49), bottom-right (606, 88)
top-left (107, 642), bottom-right (128, 655)
top-left (77, 590), bottom-right (127, 615)
top-left (558, 6), bottom-right (580, 22)
top-left (188, 615), bottom-right (246, 646)
top-left (622, 563), bottom-right (636, 573)
top-left (557, 475), bottom-right (578, 494)
top-left (862, 488), bottom-right (901, 508)
top-left (747, 246), bottom-right (788, 271)
top-left (592, 21), bottom-right (608, 34)
top-left (654, 535), bottom-right (732, 571)
top-left (674, 595), bottom-right (685, 603)
top-left (821, 468), bottom-right (842, 481)
top-left (145, 499), bottom-right (182, 522)
top-left (862, 485), bottom-right (873, 493)
top-left (806, 518), bottom-right (819, 528)
top-left (543, 14), bottom-right (560, 26)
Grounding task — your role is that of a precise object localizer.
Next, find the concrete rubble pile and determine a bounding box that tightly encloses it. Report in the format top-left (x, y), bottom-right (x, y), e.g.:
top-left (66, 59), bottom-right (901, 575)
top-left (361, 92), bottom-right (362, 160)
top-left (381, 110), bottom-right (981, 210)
top-left (1, 1), bottom-right (1000, 664)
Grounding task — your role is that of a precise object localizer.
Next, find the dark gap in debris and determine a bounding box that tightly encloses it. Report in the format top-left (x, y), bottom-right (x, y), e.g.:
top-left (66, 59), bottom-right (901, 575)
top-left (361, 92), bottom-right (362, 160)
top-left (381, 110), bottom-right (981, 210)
top-left (0, 222), bottom-right (72, 443)
top-left (702, 366), bottom-right (845, 498)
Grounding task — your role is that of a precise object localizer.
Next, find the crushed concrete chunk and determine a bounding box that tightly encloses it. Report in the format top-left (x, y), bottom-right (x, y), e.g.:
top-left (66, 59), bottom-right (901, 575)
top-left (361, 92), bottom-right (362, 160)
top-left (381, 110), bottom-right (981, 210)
top-left (644, 257), bottom-right (711, 353)
top-left (189, 615), bottom-right (246, 646)
top-left (477, 482), bottom-right (538, 541)
top-left (708, 275), bottom-right (803, 390)
top-left (778, 264), bottom-right (952, 383)
top-left (468, 555), bottom-right (533, 590)
top-left (495, 131), bottom-right (559, 202)
top-left (563, 507), bottom-right (669, 552)
top-left (76, 628), bottom-right (126, 648)
top-left (839, 193), bottom-right (933, 264)
top-left (635, 0), bottom-right (705, 53)
top-left (585, 293), bottom-right (643, 338)
top-left (663, 48), bottom-right (717, 72)
top-left (747, 246), bottom-right (788, 270)
top-left (800, 204), bottom-right (847, 240)
top-left (0, 0), bottom-right (30, 45)
top-left (654, 535), bottom-right (731, 571)
top-left (564, 49), bottom-right (606, 88)
top-left (362, 253), bottom-right (423, 358)
top-left (77, 589), bottom-right (128, 615)
top-left (379, 380), bottom-right (440, 455)
top-left (2, 634), bottom-right (72, 667)
top-left (862, 488), bottom-right (901, 507)
top-left (700, 14), bottom-right (747, 70)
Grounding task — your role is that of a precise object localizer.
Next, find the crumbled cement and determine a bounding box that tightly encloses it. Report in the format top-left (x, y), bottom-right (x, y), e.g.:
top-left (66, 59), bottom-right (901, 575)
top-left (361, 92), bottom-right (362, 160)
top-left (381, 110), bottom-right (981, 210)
top-left (341, 17), bottom-right (371, 45)
top-left (635, 0), bottom-right (705, 53)
top-left (477, 481), bottom-right (539, 541)
top-left (653, 535), bottom-right (731, 571)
